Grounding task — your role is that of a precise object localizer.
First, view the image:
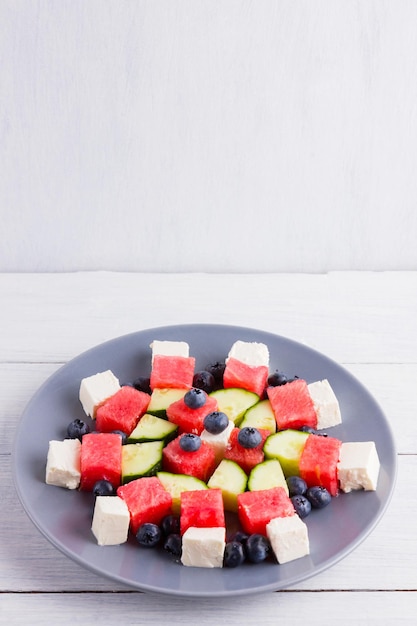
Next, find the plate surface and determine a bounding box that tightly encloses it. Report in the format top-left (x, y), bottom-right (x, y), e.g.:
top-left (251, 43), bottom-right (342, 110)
top-left (12, 324), bottom-right (397, 597)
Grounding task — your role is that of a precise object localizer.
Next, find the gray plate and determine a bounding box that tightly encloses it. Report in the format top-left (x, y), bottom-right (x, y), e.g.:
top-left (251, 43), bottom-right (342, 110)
top-left (12, 324), bottom-right (397, 597)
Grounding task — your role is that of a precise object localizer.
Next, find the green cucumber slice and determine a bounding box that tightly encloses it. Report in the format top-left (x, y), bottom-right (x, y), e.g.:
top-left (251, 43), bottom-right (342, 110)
top-left (157, 471), bottom-right (208, 514)
top-left (209, 388), bottom-right (259, 425)
top-left (121, 441), bottom-right (163, 484)
top-left (127, 413), bottom-right (178, 443)
top-left (263, 429), bottom-right (309, 477)
top-left (239, 398), bottom-right (276, 433)
top-left (247, 458), bottom-right (288, 494)
top-left (207, 459), bottom-right (248, 512)
top-left (147, 388), bottom-right (187, 418)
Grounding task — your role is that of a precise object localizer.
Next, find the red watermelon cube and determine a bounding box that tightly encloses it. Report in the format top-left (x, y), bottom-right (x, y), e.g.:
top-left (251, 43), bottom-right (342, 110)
top-left (299, 433), bottom-right (342, 496)
top-left (80, 432), bottom-right (122, 491)
top-left (267, 379), bottom-right (317, 431)
top-left (223, 357), bottom-right (268, 397)
top-left (166, 393), bottom-right (218, 435)
top-left (180, 488), bottom-right (225, 535)
top-left (95, 385), bottom-right (150, 434)
top-left (162, 436), bottom-right (217, 482)
top-left (224, 427), bottom-right (270, 475)
top-left (117, 476), bottom-right (172, 534)
top-left (237, 486), bottom-right (295, 536)
top-left (150, 355), bottom-right (195, 390)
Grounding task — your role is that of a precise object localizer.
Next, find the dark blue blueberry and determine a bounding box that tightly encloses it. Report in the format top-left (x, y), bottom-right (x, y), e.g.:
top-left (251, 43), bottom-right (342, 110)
top-left (245, 534), bottom-right (271, 563)
top-left (229, 530), bottom-right (249, 546)
top-left (291, 495), bottom-right (312, 519)
top-left (163, 533), bottom-right (182, 557)
top-left (92, 479), bottom-right (116, 497)
top-left (193, 370), bottom-right (216, 394)
top-left (300, 425), bottom-right (328, 437)
top-left (184, 388), bottom-right (207, 409)
top-left (203, 411), bottom-right (229, 435)
top-left (132, 376), bottom-right (151, 394)
top-left (136, 523), bottom-right (162, 548)
top-left (267, 370), bottom-right (288, 386)
top-left (112, 430), bottom-right (128, 444)
top-left (224, 541), bottom-right (246, 568)
top-left (161, 514), bottom-right (180, 537)
top-left (206, 361), bottom-right (226, 389)
top-left (67, 418), bottom-right (90, 441)
top-left (179, 433), bottom-right (201, 452)
top-left (237, 426), bottom-right (262, 449)
top-left (286, 475), bottom-right (308, 496)
top-left (306, 485), bottom-right (332, 509)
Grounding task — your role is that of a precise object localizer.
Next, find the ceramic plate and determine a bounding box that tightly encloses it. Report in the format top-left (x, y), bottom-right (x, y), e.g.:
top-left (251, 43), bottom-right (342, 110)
top-left (12, 324), bottom-right (397, 597)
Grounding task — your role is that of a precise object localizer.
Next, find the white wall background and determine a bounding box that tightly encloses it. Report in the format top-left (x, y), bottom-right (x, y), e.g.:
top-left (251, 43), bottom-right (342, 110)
top-left (1, 0), bottom-right (417, 273)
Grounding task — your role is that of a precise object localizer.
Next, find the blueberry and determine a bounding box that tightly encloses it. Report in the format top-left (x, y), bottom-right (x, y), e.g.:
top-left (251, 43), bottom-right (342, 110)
top-left (286, 475), bottom-right (308, 496)
top-left (229, 530), bottom-right (249, 546)
top-left (291, 495), bottom-right (312, 519)
top-left (183, 388), bottom-right (207, 409)
top-left (136, 523), bottom-right (162, 548)
top-left (267, 370), bottom-right (288, 386)
top-left (93, 479), bottom-right (116, 497)
top-left (245, 534), bottom-right (271, 563)
top-left (67, 418), bottom-right (90, 441)
top-left (132, 376), bottom-right (151, 394)
top-left (163, 533), bottom-right (182, 557)
top-left (205, 361), bottom-right (226, 388)
top-left (161, 514), bottom-right (180, 537)
top-left (224, 541), bottom-right (246, 568)
top-left (306, 485), bottom-right (332, 509)
top-left (112, 430), bottom-right (128, 444)
top-left (193, 370), bottom-right (215, 394)
top-left (237, 427), bottom-right (262, 449)
top-left (179, 433), bottom-right (201, 452)
top-left (203, 411), bottom-right (229, 435)
top-left (300, 425), bottom-right (328, 437)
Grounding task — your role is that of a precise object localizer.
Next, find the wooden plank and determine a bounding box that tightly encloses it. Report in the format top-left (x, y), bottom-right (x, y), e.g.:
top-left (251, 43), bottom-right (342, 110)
top-left (0, 272), bottom-right (416, 364)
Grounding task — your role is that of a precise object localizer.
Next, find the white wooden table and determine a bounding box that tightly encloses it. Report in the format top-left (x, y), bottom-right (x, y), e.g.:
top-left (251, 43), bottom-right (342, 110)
top-left (1, 271), bottom-right (416, 624)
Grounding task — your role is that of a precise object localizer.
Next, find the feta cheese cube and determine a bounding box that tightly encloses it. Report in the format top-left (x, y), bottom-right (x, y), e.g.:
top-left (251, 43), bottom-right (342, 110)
top-left (45, 439), bottom-right (81, 490)
top-left (181, 527), bottom-right (226, 568)
top-left (200, 420), bottom-right (235, 464)
top-left (150, 340), bottom-right (189, 364)
top-left (308, 379), bottom-right (342, 429)
top-left (337, 441), bottom-right (380, 493)
top-left (79, 370), bottom-right (120, 418)
top-left (226, 340), bottom-right (269, 367)
top-left (266, 515), bottom-right (310, 564)
top-left (91, 496), bottom-right (130, 546)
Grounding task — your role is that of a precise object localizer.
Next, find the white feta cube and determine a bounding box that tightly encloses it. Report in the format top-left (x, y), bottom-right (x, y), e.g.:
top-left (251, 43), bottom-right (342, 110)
top-left (266, 515), bottom-right (310, 564)
top-left (308, 379), bottom-right (342, 429)
top-left (91, 496), bottom-right (130, 546)
top-left (181, 527), bottom-right (226, 568)
top-left (337, 441), bottom-right (380, 493)
top-left (45, 439), bottom-right (81, 490)
top-left (200, 420), bottom-right (234, 464)
top-left (226, 340), bottom-right (269, 367)
top-left (79, 370), bottom-right (120, 418)
top-left (150, 340), bottom-right (189, 364)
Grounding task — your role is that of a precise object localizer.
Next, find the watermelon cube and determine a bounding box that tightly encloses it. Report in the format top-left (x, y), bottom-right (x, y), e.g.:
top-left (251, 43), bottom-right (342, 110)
top-left (237, 486), bottom-right (295, 536)
top-left (117, 476), bottom-right (173, 535)
top-left (299, 433), bottom-right (342, 496)
top-left (80, 432), bottom-right (122, 491)
top-left (95, 385), bottom-right (150, 434)
top-left (180, 488), bottom-right (225, 535)
top-left (224, 427), bottom-right (270, 475)
top-left (267, 379), bottom-right (317, 431)
top-left (166, 393), bottom-right (218, 435)
top-left (150, 355), bottom-right (195, 390)
top-left (162, 436), bottom-right (217, 482)
top-left (223, 357), bottom-right (269, 397)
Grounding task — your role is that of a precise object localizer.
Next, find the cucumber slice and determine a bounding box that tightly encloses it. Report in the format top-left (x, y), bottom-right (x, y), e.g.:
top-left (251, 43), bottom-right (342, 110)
top-left (263, 429), bottom-right (309, 477)
top-left (209, 388), bottom-right (259, 425)
top-left (157, 471), bottom-right (208, 514)
top-left (207, 459), bottom-right (248, 512)
top-left (127, 413), bottom-right (178, 443)
top-left (248, 458), bottom-right (288, 494)
top-left (121, 441), bottom-right (163, 484)
top-left (239, 398), bottom-right (276, 433)
top-left (147, 388), bottom-right (187, 418)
